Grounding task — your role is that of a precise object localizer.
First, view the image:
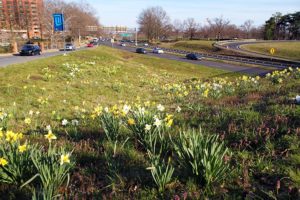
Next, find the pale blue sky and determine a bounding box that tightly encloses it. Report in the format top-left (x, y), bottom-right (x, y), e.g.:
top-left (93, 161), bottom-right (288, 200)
top-left (66, 0), bottom-right (300, 27)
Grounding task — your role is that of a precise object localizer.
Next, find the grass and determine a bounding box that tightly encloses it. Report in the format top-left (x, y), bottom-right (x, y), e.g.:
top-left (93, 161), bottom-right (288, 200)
top-left (241, 42), bottom-right (300, 61)
top-left (0, 46), bottom-right (227, 118)
top-left (0, 45), bottom-right (300, 199)
top-left (159, 40), bottom-right (215, 53)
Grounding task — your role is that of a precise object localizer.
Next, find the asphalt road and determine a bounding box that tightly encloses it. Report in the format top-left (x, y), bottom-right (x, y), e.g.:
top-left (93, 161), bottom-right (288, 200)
top-left (108, 43), bottom-right (275, 76)
top-left (0, 47), bottom-right (86, 68)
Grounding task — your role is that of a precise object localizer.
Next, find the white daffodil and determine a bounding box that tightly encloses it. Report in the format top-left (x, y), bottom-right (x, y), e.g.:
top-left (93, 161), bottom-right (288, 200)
top-left (62, 119), bottom-right (68, 126)
top-left (154, 118), bottom-right (162, 127)
top-left (145, 124), bottom-right (152, 131)
top-left (176, 106), bottom-right (181, 113)
top-left (157, 104), bottom-right (165, 112)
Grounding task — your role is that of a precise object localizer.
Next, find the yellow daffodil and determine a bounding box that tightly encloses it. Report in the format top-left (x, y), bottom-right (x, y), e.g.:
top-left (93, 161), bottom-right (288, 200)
top-left (0, 157), bottom-right (8, 166)
top-left (44, 130), bottom-right (57, 142)
top-left (18, 144), bottom-right (27, 153)
top-left (203, 89), bottom-right (209, 98)
top-left (166, 119), bottom-right (173, 128)
top-left (128, 118), bottom-right (135, 126)
top-left (60, 153), bottom-right (70, 165)
top-left (24, 118), bottom-right (31, 125)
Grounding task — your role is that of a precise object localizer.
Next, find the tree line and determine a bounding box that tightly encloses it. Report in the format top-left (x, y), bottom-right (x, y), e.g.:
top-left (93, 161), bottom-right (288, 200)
top-left (137, 6), bottom-right (263, 42)
top-left (263, 12), bottom-right (300, 40)
top-left (137, 7), bottom-right (300, 42)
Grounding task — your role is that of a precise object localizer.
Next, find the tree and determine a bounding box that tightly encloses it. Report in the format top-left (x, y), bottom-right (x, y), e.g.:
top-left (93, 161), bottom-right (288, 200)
top-left (183, 18), bottom-right (199, 40)
top-left (241, 20), bottom-right (254, 39)
top-left (207, 16), bottom-right (230, 40)
top-left (137, 6), bottom-right (171, 42)
top-left (172, 19), bottom-right (184, 39)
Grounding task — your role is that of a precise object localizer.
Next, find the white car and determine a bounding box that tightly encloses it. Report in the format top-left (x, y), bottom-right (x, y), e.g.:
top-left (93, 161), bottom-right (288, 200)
top-left (65, 43), bottom-right (76, 51)
top-left (144, 43), bottom-right (149, 46)
top-left (152, 48), bottom-right (164, 54)
top-left (120, 43), bottom-right (126, 47)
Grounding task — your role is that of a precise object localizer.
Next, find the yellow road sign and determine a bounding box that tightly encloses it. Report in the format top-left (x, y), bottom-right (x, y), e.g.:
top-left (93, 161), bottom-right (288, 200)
top-left (270, 48), bottom-right (275, 55)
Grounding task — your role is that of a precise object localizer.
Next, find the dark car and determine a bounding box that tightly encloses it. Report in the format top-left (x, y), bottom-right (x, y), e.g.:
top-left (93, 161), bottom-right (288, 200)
top-left (186, 53), bottom-right (201, 60)
top-left (20, 44), bottom-right (41, 56)
top-left (87, 43), bottom-right (94, 48)
top-left (136, 48), bottom-right (147, 54)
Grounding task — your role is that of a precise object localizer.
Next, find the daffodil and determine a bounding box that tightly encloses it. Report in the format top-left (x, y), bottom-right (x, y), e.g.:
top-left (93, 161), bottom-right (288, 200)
top-left (0, 157), bottom-right (8, 166)
top-left (166, 119), bottom-right (173, 128)
top-left (24, 117), bottom-right (31, 125)
top-left (128, 118), bottom-right (135, 125)
top-left (145, 124), bottom-right (152, 131)
top-left (154, 118), bottom-right (162, 127)
top-left (60, 153), bottom-right (70, 165)
top-left (18, 144), bottom-right (27, 153)
top-left (44, 130), bottom-right (57, 142)
top-left (157, 104), bottom-right (165, 112)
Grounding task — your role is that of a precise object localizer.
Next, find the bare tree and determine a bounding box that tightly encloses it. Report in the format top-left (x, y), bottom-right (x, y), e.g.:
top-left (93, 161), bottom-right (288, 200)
top-left (241, 20), bottom-right (254, 39)
top-left (183, 18), bottom-right (199, 40)
top-left (172, 19), bottom-right (184, 39)
top-left (137, 6), bottom-right (171, 42)
top-left (207, 16), bottom-right (230, 40)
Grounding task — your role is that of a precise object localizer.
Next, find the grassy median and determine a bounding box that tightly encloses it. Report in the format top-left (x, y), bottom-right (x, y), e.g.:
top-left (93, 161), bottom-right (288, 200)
top-left (241, 41), bottom-right (300, 61)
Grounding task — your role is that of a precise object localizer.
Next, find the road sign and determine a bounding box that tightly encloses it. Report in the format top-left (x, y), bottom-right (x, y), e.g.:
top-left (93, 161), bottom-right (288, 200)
top-left (120, 33), bottom-right (133, 37)
top-left (53, 13), bottom-right (64, 32)
top-left (270, 48), bottom-right (275, 55)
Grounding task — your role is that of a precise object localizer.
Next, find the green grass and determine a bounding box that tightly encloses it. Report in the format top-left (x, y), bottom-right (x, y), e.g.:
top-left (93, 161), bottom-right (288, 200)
top-left (160, 40), bottom-right (215, 52)
top-left (241, 42), bottom-right (300, 61)
top-left (0, 46), bottom-right (227, 118)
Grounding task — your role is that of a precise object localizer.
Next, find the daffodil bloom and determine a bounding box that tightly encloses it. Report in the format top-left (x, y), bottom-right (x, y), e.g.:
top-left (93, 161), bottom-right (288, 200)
top-left (122, 105), bottom-right (131, 115)
top-left (18, 144), bottom-right (27, 153)
top-left (166, 119), bottom-right (173, 128)
top-left (128, 118), bottom-right (135, 125)
top-left (157, 104), bottom-right (165, 112)
top-left (5, 131), bottom-right (18, 142)
top-left (203, 89), bottom-right (209, 98)
top-left (145, 124), bottom-right (152, 131)
top-left (60, 153), bottom-right (70, 165)
top-left (154, 118), bottom-right (162, 127)
top-left (44, 130), bottom-right (57, 142)
top-left (0, 157), bottom-right (8, 166)
top-left (24, 118), bottom-right (31, 125)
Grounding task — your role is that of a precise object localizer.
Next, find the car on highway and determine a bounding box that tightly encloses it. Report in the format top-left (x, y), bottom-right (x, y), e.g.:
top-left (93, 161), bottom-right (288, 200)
top-left (186, 53), bottom-right (201, 60)
top-left (136, 48), bottom-right (147, 54)
top-left (19, 44), bottom-right (41, 56)
top-left (152, 47), bottom-right (164, 54)
top-left (87, 43), bottom-right (94, 48)
top-left (144, 43), bottom-right (149, 46)
top-left (120, 43), bottom-right (127, 47)
top-left (65, 43), bottom-right (76, 51)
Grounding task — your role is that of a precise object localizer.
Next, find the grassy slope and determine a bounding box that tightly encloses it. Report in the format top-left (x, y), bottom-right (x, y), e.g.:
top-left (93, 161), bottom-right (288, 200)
top-left (0, 46), bottom-right (227, 117)
top-left (241, 42), bottom-right (300, 61)
top-left (160, 40), bottom-right (215, 52)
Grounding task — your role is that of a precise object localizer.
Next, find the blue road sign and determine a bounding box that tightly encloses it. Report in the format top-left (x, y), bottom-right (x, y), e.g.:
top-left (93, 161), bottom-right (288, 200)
top-left (53, 13), bottom-right (64, 32)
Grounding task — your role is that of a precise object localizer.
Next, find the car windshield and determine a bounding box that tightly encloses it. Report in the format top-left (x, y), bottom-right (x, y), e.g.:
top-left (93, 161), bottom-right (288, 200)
top-left (66, 44), bottom-right (72, 46)
top-left (21, 45), bottom-right (34, 50)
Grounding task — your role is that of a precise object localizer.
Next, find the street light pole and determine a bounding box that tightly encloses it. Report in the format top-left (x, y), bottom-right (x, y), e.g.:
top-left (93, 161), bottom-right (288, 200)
top-left (135, 28), bottom-right (137, 46)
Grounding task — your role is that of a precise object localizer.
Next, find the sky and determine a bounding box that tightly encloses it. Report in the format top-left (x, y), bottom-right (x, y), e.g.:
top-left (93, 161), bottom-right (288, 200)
top-left (65, 0), bottom-right (300, 27)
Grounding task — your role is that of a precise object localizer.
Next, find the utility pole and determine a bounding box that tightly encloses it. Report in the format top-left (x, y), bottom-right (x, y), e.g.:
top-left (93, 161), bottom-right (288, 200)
top-left (135, 27), bottom-right (138, 46)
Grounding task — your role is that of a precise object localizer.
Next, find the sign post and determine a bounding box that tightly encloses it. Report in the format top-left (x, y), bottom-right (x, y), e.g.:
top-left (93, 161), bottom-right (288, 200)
top-left (111, 38), bottom-right (114, 48)
top-left (53, 13), bottom-right (65, 53)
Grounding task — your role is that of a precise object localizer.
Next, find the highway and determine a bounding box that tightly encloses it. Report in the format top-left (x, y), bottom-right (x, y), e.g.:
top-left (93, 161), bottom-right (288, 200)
top-left (102, 42), bottom-right (286, 76)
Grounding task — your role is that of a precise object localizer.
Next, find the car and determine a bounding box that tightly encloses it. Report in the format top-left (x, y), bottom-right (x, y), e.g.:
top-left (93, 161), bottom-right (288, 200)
top-left (186, 53), bottom-right (201, 60)
top-left (87, 43), bottom-right (94, 47)
top-left (144, 43), bottom-right (149, 46)
top-left (136, 48), bottom-right (147, 54)
top-left (152, 47), bottom-right (164, 54)
top-left (65, 43), bottom-right (76, 51)
top-left (19, 44), bottom-right (41, 56)
top-left (120, 43), bottom-right (126, 47)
